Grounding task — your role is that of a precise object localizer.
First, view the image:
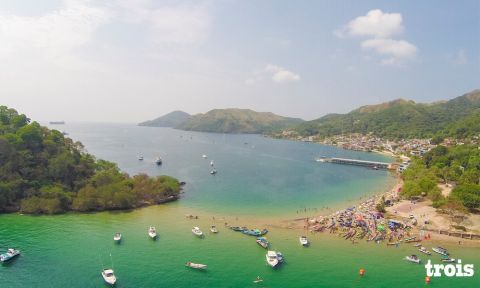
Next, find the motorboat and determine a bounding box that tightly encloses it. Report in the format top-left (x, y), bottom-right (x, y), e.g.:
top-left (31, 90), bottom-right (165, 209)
top-left (113, 233), bottom-right (122, 243)
top-left (101, 269), bottom-right (117, 285)
top-left (242, 228), bottom-right (268, 236)
top-left (253, 276), bottom-right (263, 283)
top-left (185, 262), bottom-right (207, 270)
top-left (202, 154), bottom-right (208, 159)
top-left (256, 237), bottom-right (269, 249)
top-left (155, 157), bottom-right (162, 165)
top-left (210, 169), bottom-right (217, 175)
top-left (418, 246), bottom-right (431, 255)
top-left (299, 236), bottom-right (309, 246)
top-left (138, 156), bottom-right (143, 161)
top-left (441, 257), bottom-right (456, 263)
top-left (405, 254), bottom-right (421, 264)
top-left (0, 248), bottom-right (20, 262)
top-left (210, 160), bottom-right (214, 166)
top-left (266, 251), bottom-right (279, 267)
top-left (210, 225), bottom-right (218, 233)
top-left (432, 247), bottom-right (449, 256)
top-left (230, 226), bottom-right (246, 232)
top-left (192, 227), bottom-right (203, 237)
top-left (148, 226), bottom-right (157, 239)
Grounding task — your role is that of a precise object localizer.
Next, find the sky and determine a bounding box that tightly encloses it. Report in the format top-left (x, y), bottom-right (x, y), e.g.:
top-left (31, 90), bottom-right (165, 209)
top-left (0, 0), bottom-right (479, 122)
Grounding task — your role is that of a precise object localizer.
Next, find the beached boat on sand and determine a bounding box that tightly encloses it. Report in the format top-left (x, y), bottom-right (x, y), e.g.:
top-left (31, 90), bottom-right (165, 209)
top-left (101, 269), bottom-right (117, 285)
top-left (185, 262), bottom-right (207, 270)
top-left (242, 228), bottom-right (268, 236)
top-left (405, 254), bottom-right (421, 264)
top-left (210, 225), bottom-right (218, 233)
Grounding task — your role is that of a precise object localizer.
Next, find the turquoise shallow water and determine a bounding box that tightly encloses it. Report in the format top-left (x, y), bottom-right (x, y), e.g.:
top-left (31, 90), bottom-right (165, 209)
top-left (0, 123), bottom-right (478, 287)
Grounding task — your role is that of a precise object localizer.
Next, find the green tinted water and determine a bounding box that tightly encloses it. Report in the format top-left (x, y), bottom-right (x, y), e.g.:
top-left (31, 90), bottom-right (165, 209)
top-left (0, 124), bottom-right (478, 287)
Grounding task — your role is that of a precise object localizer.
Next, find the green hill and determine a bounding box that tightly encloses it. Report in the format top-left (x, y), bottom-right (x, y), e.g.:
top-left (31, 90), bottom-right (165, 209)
top-left (292, 89), bottom-right (480, 139)
top-left (176, 108), bottom-right (304, 134)
top-left (0, 106), bottom-right (181, 214)
top-left (139, 110), bottom-right (191, 127)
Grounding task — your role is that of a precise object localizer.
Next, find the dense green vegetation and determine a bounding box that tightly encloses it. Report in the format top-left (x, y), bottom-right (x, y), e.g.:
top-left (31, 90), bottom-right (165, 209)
top-left (0, 106), bottom-right (181, 214)
top-left (176, 108), bottom-right (304, 134)
top-left (401, 144), bottom-right (480, 211)
top-left (139, 110), bottom-right (191, 127)
top-left (291, 90), bottom-right (480, 139)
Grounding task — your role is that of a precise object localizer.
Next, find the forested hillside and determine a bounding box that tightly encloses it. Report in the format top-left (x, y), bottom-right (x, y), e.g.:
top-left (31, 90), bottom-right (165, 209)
top-left (0, 106), bottom-right (181, 214)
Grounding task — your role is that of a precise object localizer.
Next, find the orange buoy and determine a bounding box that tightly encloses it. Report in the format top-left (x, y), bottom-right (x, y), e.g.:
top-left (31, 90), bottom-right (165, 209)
top-left (359, 268), bottom-right (365, 276)
top-left (425, 276), bottom-right (431, 284)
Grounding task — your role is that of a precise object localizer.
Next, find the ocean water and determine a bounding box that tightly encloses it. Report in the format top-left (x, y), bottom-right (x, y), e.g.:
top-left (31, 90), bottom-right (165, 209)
top-left (0, 123), bottom-right (478, 287)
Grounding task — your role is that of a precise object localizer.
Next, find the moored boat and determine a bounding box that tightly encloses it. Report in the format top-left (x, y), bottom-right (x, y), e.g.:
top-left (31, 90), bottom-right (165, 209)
top-left (242, 228), bottom-right (268, 236)
top-left (405, 254), bottom-right (421, 264)
top-left (418, 246), bottom-right (431, 255)
top-left (148, 226), bottom-right (157, 239)
top-left (210, 169), bottom-right (217, 175)
top-left (113, 233), bottom-right (122, 243)
top-left (101, 269), bottom-right (117, 285)
top-left (441, 257), bottom-right (456, 263)
top-left (0, 248), bottom-right (20, 262)
top-left (266, 251), bottom-right (279, 267)
top-left (155, 157), bottom-right (162, 165)
top-left (192, 226), bottom-right (203, 237)
top-left (138, 155), bottom-right (143, 161)
top-left (210, 160), bottom-right (214, 166)
top-left (432, 246), bottom-right (449, 256)
top-left (210, 225), bottom-right (218, 233)
top-left (202, 154), bottom-right (208, 159)
top-left (185, 261), bottom-right (207, 270)
top-left (230, 226), bottom-right (246, 232)
top-left (299, 236), bottom-right (309, 246)
top-left (256, 237), bottom-right (269, 249)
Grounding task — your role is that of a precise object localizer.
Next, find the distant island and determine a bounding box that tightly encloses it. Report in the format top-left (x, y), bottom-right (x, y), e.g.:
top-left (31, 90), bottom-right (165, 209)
top-left (139, 110), bottom-right (191, 127)
top-left (140, 108), bottom-right (304, 134)
top-left (0, 106), bottom-right (182, 214)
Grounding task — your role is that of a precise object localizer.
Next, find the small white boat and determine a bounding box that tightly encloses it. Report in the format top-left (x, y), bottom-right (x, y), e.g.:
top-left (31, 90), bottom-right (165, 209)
top-left (210, 225), bottom-right (218, 233)
top-left (155, 157), bottom-right (162, 165)
top-left (113, 233), bottom-right (122, 242)
top-left (185, 262), bottom-right (207, 270)
top-left (210, 169), bottom-right (217, 175)
top-left (414, 243), bottom-right (422, 247)
top-left (148, 226), bottom-right (157, 239)
top-left (405, 254), bottom-right (421, 264)
top-left (0, 248), bottom-right (20, 262)
top-left (266, 250), bottom-right (279, 267)
top-left (253, 276), bottom-right (263, 283)
top-left (299, 236), bottom-right (309, 246)
top-left (432, 247), bottom-right (449, 256)
top-left (418, 246), bottom-right (431, 255)
top-left (138, 156), bottom-right (144, 161)
top-left (202, 154), bottom-right (208, 159)
top-left (101, 269), bottom-right (117, 285)
top-left (210, 160), bottom-right (214, 166)
top-left (441, 257), bottom-right (456, 263)
top-left (192, 227), bottom-right (203, 237)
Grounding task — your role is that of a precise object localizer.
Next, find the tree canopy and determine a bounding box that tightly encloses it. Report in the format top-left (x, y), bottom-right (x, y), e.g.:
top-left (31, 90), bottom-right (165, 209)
top-left (0, 106), bottom-right (181, 214)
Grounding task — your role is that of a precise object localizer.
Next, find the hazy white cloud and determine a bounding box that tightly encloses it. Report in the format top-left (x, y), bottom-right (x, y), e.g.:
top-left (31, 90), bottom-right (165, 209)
top-left (0, 0), bottom-right (111, 62)
top-left (246, 64), bottom-right (300, 85)
top-left (335, 9), bottom-right (417, 66)
top-left (361, 38), bottom-right (417, 65)
top-left (335, 9), bottom-right (403, 38)
top-left (116, 1), bottom-right (211, 46)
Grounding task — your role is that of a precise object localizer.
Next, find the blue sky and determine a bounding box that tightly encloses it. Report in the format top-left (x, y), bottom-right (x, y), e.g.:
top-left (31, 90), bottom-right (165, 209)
top-left (0, 0), bottom-right (478, 122)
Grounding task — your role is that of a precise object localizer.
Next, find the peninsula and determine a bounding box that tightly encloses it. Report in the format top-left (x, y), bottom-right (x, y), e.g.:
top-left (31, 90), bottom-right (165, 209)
top-left (0, 106), bottom-right (182, 214)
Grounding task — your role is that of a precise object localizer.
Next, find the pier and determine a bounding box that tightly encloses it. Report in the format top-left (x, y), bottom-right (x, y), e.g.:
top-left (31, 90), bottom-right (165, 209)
top-left (316, 157), bottom-right (393, 170)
